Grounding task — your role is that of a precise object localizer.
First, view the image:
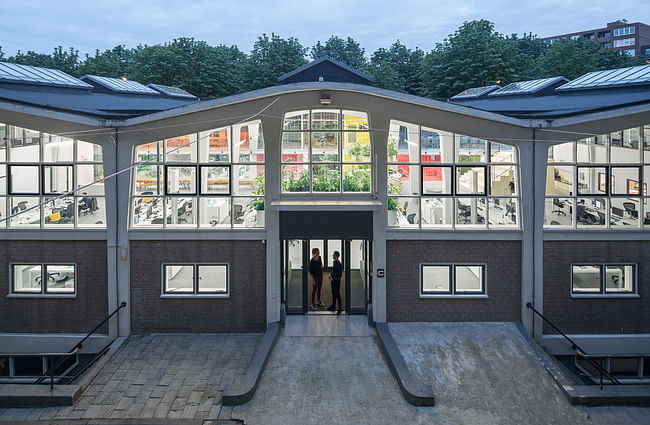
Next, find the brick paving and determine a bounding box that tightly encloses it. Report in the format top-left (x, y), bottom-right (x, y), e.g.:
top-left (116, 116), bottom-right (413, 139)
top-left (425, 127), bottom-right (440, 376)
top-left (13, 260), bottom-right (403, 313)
top-left (0, 333), bottom-right (261, 422)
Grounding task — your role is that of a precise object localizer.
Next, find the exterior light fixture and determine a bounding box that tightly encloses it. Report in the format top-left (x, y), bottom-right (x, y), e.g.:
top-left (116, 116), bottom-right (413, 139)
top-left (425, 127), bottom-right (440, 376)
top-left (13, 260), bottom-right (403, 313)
top-left (121, 76), bottom-right (128, 81)
top-left (320, 92), bottom-right (332, 105)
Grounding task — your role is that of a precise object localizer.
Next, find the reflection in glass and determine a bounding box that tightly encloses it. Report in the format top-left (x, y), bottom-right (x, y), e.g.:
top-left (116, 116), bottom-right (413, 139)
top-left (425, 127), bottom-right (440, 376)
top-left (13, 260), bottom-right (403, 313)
top-left (490, 142), bottom-right (515, 162)
top-left (233, 197), bottom-right (264, 227)
top-left (421, 197), bottom-right (453, 227)
top-left (311, 132), bottom-right (339, 162)
top-left (456, 197), bottom-right (486, 226)
top-left (201, 166), bottom-right (230, 195)
top-left (199, 128), bottom-right (229, 162)
top-left (282, 164), bottom-right (309, 192)
top-left (577, 136), bottom-right (608, 163)
top-left (166, 166), bottom-right (196, 194)
top-left (281, 132), bottom-right (309, 162)
top-left (610, 197), bottom-right (639, 227)
top-left (9, 127), bottom-right (40, 163)
top-left (572, 265), bottom-right (601, 292)
top-left (388, 165), bottom-right (419, 196)
top-left (422, 265), bottom-right (450, 293)
top-left (611, 167), bottom-right (639, 195)
top-left (576, 198), bottom-right (607, 227)
top-left (77, 196), bottom-right (105, 227)
top-left (166, 197), bottom-right (195, 226)
top-left (134, 165), bottom-right (163, 195)
top-left (605, 265), bottom-right (634, 293)
top-left (199, 197), bottom-right (231, 228)
top-left (12, 265), bottom-right (42, 292)
top-left (43, 165), bottom-right (73, 194)
top-left (135, 141), bottom-right (161, 163)
top-left (490, 165), bottom-right (516, 195)
top-left (45, 265), bottom-right (75, 293)
top-left (0, 164), bottom-right (4, 195)
top-left (198, 265), bottom-right (228, 293)
top-left (311, 110), bottom-right (339, 130)
top-left (421, 128), bottom-right (453, 163)
top-left (233, 165), bottom-right (264, 195)
top-left (388, 197), bottom-right (419, 227)
top-left (548, 142), bottom-right (574, 163)
top-left (456, 167), bottom-right (485, 195)
top-left (456, 135), bottom-right (486, 163)
top-left (546, 166), bottom-right (574, 196)
top-left (0, 197), bottom-right (5, 229)
top-left (455, 265), bottom-right (483, 292)
top-left (132, 197), bottom-right (163, 227)
top-left (43, 134), bottom-right (74, 162)
top-left (342, 110), bottom-right (368, 130)
top-left (488, 198), bottom-right (517, 227)
top-left (233, 122), bottom-right (264, 162)
top-left (577, 166), bottom-right (607, 195)
top-left (77, 140), bottom-right (103, 162)
top-left (166, 134), bottom-right (197, 162)
top-left (76, 164), bottom-right (105, 195)
top-left (342, 132), bottom-right (370, 162)
top-left (283, 110), bottom-right (309, 130)
top-left (343, 165), bottom-right (370, 192)
top-left (164, 265), bottom-right (194, 293)
top-left (544, 198), bottom-right (573, 227)
top-left (422, 166), bottom-right (452, 195)
top-left (388, 121), bottom-right (418, 163)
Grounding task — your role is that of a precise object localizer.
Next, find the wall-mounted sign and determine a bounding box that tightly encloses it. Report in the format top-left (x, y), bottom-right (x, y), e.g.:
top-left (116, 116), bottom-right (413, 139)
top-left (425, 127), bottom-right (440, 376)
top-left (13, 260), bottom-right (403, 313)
top-left (377, 268), bottom-right (385, 278)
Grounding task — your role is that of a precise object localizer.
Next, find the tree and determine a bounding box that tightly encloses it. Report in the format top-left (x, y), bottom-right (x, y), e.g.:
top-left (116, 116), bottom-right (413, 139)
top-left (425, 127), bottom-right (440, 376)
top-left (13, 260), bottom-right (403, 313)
top-left (77, 45), bottom-right (134, 78)
top-left (311, 36), bottom-right (366, 69)
top-left (534, 38), bottom-right (600, 79)
top-left (367, 41), bottom-right (424, 95)
top-left (245, 33), bottom-right (307, 90)
top-left (0, 47), bottom-right (4, 61)
top-left (597, 48), bottom-right (646, 70)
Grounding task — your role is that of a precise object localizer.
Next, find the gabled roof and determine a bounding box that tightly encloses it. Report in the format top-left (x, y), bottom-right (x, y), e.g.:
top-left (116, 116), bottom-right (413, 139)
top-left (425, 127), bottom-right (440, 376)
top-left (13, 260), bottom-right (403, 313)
top-left (277, 56), bottom-right (374, 85)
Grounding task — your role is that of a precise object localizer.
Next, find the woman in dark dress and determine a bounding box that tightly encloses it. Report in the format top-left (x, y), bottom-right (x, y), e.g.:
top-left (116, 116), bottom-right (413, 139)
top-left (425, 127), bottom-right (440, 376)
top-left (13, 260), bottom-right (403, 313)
top-left (308, 247), bottom-right (324, 311)
top-left (328, 251), bottom-right (343, 314)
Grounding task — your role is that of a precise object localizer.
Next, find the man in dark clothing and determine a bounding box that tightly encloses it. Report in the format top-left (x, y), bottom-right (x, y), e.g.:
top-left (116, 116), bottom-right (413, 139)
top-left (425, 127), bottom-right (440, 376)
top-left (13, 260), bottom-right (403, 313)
top-left (308, 248), bottom-right (324, 310)
top-left (328, 251), bottom-right (343, 314)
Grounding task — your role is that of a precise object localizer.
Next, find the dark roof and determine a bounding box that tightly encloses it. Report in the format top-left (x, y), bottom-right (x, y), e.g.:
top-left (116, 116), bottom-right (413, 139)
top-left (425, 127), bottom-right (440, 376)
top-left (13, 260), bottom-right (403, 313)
top-left (148, 83), bottom-right (197, 99)
top-left (80, 75), bottom-right (160, 95)
top-left (277, 57), bottom-right (374, 85)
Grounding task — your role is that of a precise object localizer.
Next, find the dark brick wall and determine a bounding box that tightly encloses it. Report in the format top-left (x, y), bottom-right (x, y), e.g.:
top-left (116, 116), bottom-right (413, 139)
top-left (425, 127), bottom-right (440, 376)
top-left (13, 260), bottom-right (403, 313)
top-left (0, 240), bottom-right (108, 334)
top-left (130, 240), bottom-right (266, 333)
top-left (543, 241), bottom-right (650, 334)
top-left (386, 240), bottom-right (521, 322)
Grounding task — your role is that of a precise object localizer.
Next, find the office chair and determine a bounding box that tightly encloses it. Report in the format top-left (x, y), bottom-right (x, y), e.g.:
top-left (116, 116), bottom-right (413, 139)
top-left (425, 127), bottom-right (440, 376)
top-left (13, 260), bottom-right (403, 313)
top-left (623, 202), bottom-right (636, 217)
top-left (407, 213), bottom-right (416, 224)
top-left (233, 204), bottom-right (244, 224)
top-left (550, 221), bottom-right (561, 225)
top-left (552, 199), bottom-right (566, 216)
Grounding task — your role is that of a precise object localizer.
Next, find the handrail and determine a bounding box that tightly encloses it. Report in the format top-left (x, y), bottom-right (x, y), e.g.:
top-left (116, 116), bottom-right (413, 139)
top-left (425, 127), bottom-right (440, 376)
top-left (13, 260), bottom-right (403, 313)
top-left (34, 301), bottom-right (127, 389)
top-left (526, 302), bottom-right (621, 389)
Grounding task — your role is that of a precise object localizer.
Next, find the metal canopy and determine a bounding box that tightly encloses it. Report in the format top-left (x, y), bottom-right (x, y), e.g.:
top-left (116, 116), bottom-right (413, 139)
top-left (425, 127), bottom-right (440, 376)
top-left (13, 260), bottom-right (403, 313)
top-left (0, 61), bottom-right (92, 89)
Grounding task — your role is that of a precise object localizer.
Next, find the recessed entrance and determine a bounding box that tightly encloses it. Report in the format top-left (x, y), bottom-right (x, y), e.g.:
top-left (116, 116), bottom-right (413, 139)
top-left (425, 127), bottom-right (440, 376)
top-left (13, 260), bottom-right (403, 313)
top-left (282, 239), bottom-right (371, 315)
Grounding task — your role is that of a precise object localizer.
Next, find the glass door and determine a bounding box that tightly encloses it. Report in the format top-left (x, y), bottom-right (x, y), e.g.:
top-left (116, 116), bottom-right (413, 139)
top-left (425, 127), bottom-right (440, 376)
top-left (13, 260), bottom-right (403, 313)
top-left (346, 239), bottom-right (368, 313)
top-left (283, 239), bottom-right (305, 314)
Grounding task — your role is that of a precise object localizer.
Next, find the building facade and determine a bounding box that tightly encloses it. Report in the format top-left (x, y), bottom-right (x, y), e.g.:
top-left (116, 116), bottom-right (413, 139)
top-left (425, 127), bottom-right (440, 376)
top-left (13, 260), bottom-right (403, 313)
top-left (1, 59), bottom-right (650, 380)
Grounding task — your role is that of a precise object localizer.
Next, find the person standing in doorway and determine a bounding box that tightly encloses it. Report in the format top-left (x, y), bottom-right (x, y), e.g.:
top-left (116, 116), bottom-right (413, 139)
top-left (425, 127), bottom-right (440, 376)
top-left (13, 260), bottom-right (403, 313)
top-left (328, 251), bottom-right (343, 315)
top-left (309, 247), bottom-right (324, 311)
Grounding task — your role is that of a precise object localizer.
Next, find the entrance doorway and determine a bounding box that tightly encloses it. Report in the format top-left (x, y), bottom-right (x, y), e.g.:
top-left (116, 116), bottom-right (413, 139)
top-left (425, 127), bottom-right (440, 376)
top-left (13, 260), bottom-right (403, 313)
top-left (282, 239), bottom-right (371, 314)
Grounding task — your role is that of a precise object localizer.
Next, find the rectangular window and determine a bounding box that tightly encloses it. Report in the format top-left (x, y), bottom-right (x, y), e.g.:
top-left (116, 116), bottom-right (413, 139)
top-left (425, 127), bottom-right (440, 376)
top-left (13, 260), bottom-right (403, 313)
top-left (42, 165), bottom-right (73, 195)
top-left (598, 31), bottom-right (611, 38)
top-left (613, 27), bottom-right (635, 37)
top-left (421, 264), bottom-right (485, 296)
top-left (613, 38), bottom-right (635, 47)
top-left (9, 165), bottom-right (40, 194)
top-left (165, 166), bottom-right (197, 195)
top-left (11, 264), bottom-right (75, 295)
top-left (200, 165), bottom-right (230, 195)
top-left (572, 264), bottom-right (636, 295)
top-left (163, 264), bottom-right (229, 296)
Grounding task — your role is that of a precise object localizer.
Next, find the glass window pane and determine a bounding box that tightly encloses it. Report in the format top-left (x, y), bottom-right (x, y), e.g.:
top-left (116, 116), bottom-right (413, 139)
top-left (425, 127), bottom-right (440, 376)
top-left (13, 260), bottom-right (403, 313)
top-left (388, 165), bottom-right (419, 196)
top-left (342, 131), bottom-right (371, 162)
top-left (200, 166), bottom-right (230, 195)
top-left (456, 167), bottom-right (485, 195)
top-left (548, 142), bottom-right (574, 163)
top-left (281, 132), bottom-right (309, 162)
top-left (198, 265), bottom-right (228, 293)
top-left (576, 198), bottom-right (607, 227)
top-left (544, 198), bottom-right (573, 227)
top-left (312, 132), bottom-right (339, 162)
top-left (45, 265), bottom-right (75, 293)
top-left (233, 197), bottom-right (264, 228)
top-left (312, 164), bottom-right (340, 192)
top-left (488, 198), bottom-right (517, 227)
top-left (132, 197), bottom-right (163, 227)
top-left (43, 165), bottom-right (73, 194)
top-left (577, 166), bottom-right (607, 195)
top-left (572, 265), bottom-right (601, 293)
top-left (166, 197), bottom-right (195, 227)
top-left (456, 135), bottom-right (486, 163)
top-left (199, 197), bottom-right (231, 228)
top-left (388, 197), bottom-right (419, 227)
top-left (644, 124), bottom-right (650, 163)
top-left (311, 109), bottom-right (339, 130)
top-left (283, 110), bottom-right (309, 130)
top-left (233, 121), bottom-right (264, 163)
top-left (342, 165), bottom-right (370, 193)
top-left (77, 196), bottom-right (105, 227)
top-left (199, 128), bottom-right (230, 162)
top-left (0, 197), bottom-right (6, 229)
top-left (282, 164), bottom-right (310, 192)
top-left (164, 265), bottom-right (194, 293)
top-left (577, 137), bottom-right (608, 163)
top-left (610, 197), bottom-right (639, 227)
top-left (9, 127), bottom-right (40, 162)
top-left (422, 265), bottom-right (450, 293)
top-left (9, 165), bottom-right (39, 194)
top-left (166, 134), bottom-right (197, 162)
top-left (0, 123), bottom-right (6, 161)
top-left (388, 121), bottom-right (418, 163)
top-left (135, 141), bottom-right (162, 163)
top-left (43, 134), bottom-right (73, 162)
top-left (546, 166), bottom-right (574, 196)
top-left (421, 197), bottom-right (453, 227)
top-left (76, 164), bottom-right (105, 195)
top-left (166, 166), bottom-right (196, 195)
top-left (77, 140), bottom-right (103, 162)
top-left (422, 166), bottom-right (452, 195)
top-left (133, 165), bottom-right (163, 195)
top-left (13, 265), bottom-right (42, 293)
top-left (455, 265), bottom-right (483, 293)
top-left (342, 110), bottom-right (368, 130)
top-left (456, 197), bottom-right (486, 226)
top-left (605, 265), bottom-right (635, 293)
top-left (611, 130), bottom-right (640, 163)
top-left (490, 142), bottom-right (516, 163)
top-left (43, 197), bottom-right (74, 227)
top-left (233, 165), bottom-right (264, 196)
top-left (421, 128), bottom-right (453, 163)
top-left (611, 167), bottom-right (640, 195)
top-left (490, 165), bottom-right (516, 196)
top-left (9, 197), bottom-right (40, 227)
top-left (0, 164), bottom-right (6, 195)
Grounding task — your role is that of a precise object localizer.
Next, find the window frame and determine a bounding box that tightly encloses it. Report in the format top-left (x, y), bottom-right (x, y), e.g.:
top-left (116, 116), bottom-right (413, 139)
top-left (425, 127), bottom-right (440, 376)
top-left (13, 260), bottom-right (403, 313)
top-left (161, 263), bottom-right (229, 297)
top-left (420, 263), bottom-right (487, 297)
top-left (570, 263), bottom-right (638, 298)
top-left (9, 263), bottom-right (77, 297)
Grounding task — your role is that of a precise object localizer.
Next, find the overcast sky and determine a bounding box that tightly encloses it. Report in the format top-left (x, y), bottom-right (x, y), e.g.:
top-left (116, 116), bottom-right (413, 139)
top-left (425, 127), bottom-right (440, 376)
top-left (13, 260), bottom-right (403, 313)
top-left (1, 0), bottom-right (649, 57)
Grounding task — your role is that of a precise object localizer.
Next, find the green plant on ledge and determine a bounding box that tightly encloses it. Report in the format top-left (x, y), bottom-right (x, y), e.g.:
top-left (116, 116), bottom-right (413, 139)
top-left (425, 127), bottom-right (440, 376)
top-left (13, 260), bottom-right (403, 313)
top-left (250, 175), bottom-right (265, 211)
top-left (387, 138), bottom-right (398, 162)
top-left (282, 168), bottom-right (310, 192)
top-left (387, 197), bottom-right (400, 211)
top-left (312, 166), bottom-right (340, 192)
top-left (343, 166), bottom-right (370, 192)
top-left (348, 139), bottom-right (371, 162)
top-left (387, 170), bottom-right (402, 211)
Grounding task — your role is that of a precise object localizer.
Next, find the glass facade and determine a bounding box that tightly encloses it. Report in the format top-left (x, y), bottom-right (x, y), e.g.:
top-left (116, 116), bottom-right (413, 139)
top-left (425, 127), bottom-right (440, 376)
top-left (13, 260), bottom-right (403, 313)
top-left (387, 120), bottom-right (519, 229)
top-left (544, 124), bottom-right (650, 229)
top-left (0, 124), bottom-right (105, 229)
top-left (130, 120), bottom-right (264, 229)
top-left (281, 109), bottom-right (371, 193)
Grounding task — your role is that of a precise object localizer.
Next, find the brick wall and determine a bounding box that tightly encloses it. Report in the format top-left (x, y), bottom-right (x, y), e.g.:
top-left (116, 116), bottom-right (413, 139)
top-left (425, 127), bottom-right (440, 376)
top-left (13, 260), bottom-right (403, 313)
top-left (130, 240), bottom-right (266, 333)
top-left (386, 240), bottom-right (521, 322)
top-left (543, 241), bottom-right (650, 334)
top-left (0, 240), bottom-right (108, 334)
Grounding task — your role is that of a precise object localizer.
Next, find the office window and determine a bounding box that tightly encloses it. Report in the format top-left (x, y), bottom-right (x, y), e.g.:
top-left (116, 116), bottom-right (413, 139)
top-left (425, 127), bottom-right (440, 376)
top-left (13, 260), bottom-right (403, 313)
top-left (583, 33), bottom-right (595, 40)
top-left (12, 264), bottom-right (75, 294)
top-left (572, 264), bottom-right (636, 295)
top-left (598, 31), bottom-right (611, 38)
top-left (624, 49), bottom-right (636, 56)
top-left (601, 42), bottom-right (612, 49)
top-left (421, 264), bottom-right (485, 296)
top-left (281, 109), bottom-right (371, 194)
top-left (0, 124), bottom-right (105, 229)
top-left (130, 120), bottom-right (264, 229)
top-left (613, 38), bottom-right (635, 47)
top-left (613, 26), bottom-right (635, 37)
top-left (163, 264), bottom-right (228, 295)
top-left (388, 120), bottom-right (519, 229)
top-left (544, 125), bottom-right (650, 229)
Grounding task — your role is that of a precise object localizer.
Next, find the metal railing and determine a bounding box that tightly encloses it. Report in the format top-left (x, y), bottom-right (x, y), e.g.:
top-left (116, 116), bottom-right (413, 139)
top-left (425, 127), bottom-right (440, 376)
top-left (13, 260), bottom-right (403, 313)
top-left (526, 302), bottom-right (621, 389)
top-left (1, 301), bottom-right (126, 390)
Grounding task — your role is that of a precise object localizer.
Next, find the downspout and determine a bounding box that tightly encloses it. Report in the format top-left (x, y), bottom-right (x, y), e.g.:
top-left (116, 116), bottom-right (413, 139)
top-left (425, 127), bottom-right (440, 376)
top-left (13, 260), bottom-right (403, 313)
top-left (531, 127), bottom-right (536, 337)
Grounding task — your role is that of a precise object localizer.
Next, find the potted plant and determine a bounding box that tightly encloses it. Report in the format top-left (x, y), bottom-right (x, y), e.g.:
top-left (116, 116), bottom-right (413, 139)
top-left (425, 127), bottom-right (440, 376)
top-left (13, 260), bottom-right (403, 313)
top-left (387, 172), bottom-right (402, 225)
top-left (249, 175), bottom-right (265, 226)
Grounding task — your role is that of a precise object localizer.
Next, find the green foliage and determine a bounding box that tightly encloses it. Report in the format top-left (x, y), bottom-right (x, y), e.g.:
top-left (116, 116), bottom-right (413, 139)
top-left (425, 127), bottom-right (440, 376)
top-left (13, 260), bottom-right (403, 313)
top-left (534, 38), bottom-right (600, 79)
top-left (311, 36), bottom-right (367, 69)
top-left (387, 197), bottom-right (400, 211)
top-left (343, 166), bottom-right (370, 192)
top-left (250, 175), bottom-right (265, 210)
top-left (387, 139), bottom-right (398, 162)
top-left (348, 139), bottom-right (370, 162)
top-left (367, 41), bottom-right (424, 95)
top-left (282, 169), bottom-right (310, 192)
top-left (245, 33), bottom-right (308, 90)
top-left (312, 166), bottom-right (340, 192)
